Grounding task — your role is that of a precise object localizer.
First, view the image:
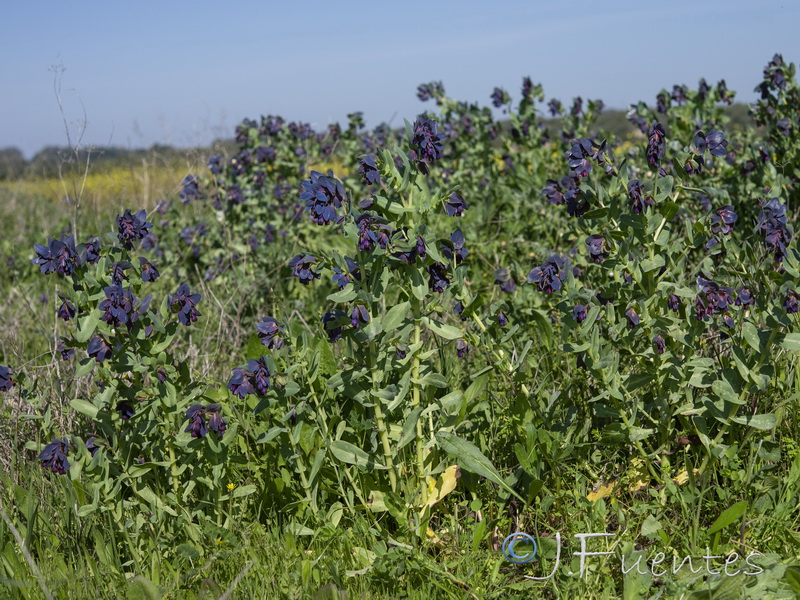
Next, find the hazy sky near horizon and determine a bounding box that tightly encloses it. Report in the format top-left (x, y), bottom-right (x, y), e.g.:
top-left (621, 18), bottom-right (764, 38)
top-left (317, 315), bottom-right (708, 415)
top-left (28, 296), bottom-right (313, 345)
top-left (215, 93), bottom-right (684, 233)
top-left (2, 0), bottom-right (799, 158)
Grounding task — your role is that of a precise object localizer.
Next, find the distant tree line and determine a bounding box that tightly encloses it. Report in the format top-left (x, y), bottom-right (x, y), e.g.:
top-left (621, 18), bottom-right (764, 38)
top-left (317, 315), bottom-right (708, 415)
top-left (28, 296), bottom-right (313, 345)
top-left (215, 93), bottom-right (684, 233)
top-left (0, 105), bottom-right (755, 181)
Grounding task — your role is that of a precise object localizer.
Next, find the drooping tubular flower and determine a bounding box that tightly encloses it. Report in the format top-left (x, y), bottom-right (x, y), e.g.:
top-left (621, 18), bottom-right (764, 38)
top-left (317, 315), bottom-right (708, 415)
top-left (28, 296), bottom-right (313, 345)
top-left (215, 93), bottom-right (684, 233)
top-left (117, 209), bottom-right (152, 250)
top-left (169, 283), bottom-right (202, 326)
top-left (409, 116), bottom-right (444, 174)
top-left (39, 438), bottom-right (69, 475)
top-left (300, 170), bottom-right (348, 225)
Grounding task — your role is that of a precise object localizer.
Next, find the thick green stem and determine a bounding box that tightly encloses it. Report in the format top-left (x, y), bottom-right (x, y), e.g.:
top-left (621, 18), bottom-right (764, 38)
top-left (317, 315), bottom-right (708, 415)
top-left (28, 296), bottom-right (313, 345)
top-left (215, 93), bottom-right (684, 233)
top-left (412, 320), bottom-right (427, 506)
top-left (370, 343), bottom-right (398, 491)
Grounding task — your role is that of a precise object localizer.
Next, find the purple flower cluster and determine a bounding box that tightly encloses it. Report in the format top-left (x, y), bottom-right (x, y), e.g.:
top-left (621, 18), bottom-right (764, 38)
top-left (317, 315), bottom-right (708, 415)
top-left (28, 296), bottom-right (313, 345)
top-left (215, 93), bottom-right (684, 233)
top-left (228, 357), bottom-right (272, 398)
top-left (185, 404), bottom-right (227, 439)
top-left (99, 285), bottom-right (151, 328)
top-left (0, 365), bottom-right (13, 392)
top-left (256, 317), bottom-right (285, 350)
top-left (542, 176), bottom-right (580, 206)
top-left (416, 81), bottom-right (444, 102)
top-left (758, 198), bottom-right (792, 262)
top-left (565, 138), bottom-right (615, 178)
top-left (300, 171), bottom-right (348, 225)
top-left (692, 130), bottom-right (728, 157)
top-left (707, 205), bottom-right (738, 248)
top-left (494, 267), bottom-right (516, 293)
top-left (627, 180), bottom-right (654, 215)
top-left (491, 87), bottom-right (509, 108)
top-left (33, 235), bottom-right (79, 276)
top-left (428, 262), bottom-right (450, 293)
top-left (169, 283), bottom-right (202, 326)
top-left (357, 215), bottom-right (392, 251)
top-left (409, 116), bottom-right (444, 174)
top-left (444, 193), bottom-right (468, 217)
top-left (694, 277), bottom-right (735, 327)
top-left (357, 155), bottom-right (381, 186)
top-left (585, 235), bottom-right (607, 263)
top-left (180, 175), bottom-right (204, 204)
top-left (289, 254), bottom-right (321, 285)
top-left (87, 335), bottom-right (112, 362)
top-left (646, 122), bottom-right (666, 167)
top-left (527, 254), bottom-right (567, 294)
top-left (117, 209), bottom-right (152, 250)
top-left (39, 438), bottom-right (69, 475)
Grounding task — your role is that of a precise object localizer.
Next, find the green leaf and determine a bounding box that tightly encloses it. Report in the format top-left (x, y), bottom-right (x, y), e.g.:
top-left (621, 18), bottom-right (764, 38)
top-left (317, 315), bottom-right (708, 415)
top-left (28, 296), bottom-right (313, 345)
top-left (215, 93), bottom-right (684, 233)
top-left (784, 566), bottom-right (800, 593)
top-left (640, 255), bottom-right (665, 273)
top-left (330, 440), bottom-right (385, 470)
top-left (435, 431), bottom-right (523, 501)
top-left (126, 576), bottom-right (162, 600)
top-left (381, 301), bottom-right (411, 332)
top-left (397, 406), bottom-right (423, 451)
top-left (75, 357), bottom-right (94, 378)
top-left (75, 309), bottom-right (103, 343)
top-left (421, 317), bottom-right (462, 340)
top-left (233, 485), bottom-right (257, 498)
top-left (327, 285), bottom-right (357, 303)
top-left (781, 333), bottom-right (800, 351)
top-left (707, 500), bottom-right (747, 535)
top-left (712, 379), bottom-right (742, 404)
top-left (741, 322), bottom-right (763, 353)
top-left (70, 399), bottom-right (98, 419)
top-left (731, 413), bottom-right (776, 430)
top-left (246, 333), bottom-right (265, 361)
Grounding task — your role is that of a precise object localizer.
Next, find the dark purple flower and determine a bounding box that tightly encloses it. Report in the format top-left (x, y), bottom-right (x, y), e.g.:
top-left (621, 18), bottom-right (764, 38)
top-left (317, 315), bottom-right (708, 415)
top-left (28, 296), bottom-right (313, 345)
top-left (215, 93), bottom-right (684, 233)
top-left (570, 97), bottom-right (583, 117)
top-left (87, 335), bottom-right (112, 363)
top-left (416, 236), bottom-right (427, 259)
top-left (758, 198), bottom-right (792, 262)
top-left (395, 344), bottom-right (407, 359)
top-left (409, 116), bottom-right (444, 174)
top-left (322, 311), bottom-right (345, 343)
top-left (653, 334), bottom-right (665, 355)
top-left (428, 262), bottom-right (450, 293)
top-left (289, 254), bottom-right (320, 285)
top-left (717, 79), bottom-right (733, 105)
top-left (247, 357), bottom-right (271, 396)
top-left (32, 235), bottom-right (79, 276)
top-left (180, 175), bottom-right (203, 204)
top-left (228, 368), bottom-right (255, 399)
top-left (226, 184), bottom-right (245, 205)
top-left (647, 122), bottom-right (666, 167)
top-left (139, 257), bottom-right (160, 282)
top-left (736, 287), bottom-right (754, 308)
top-left (300, 170), bottom-right (348, 225)
top-left (350, 304), bottom-right (370, 329)
top-left (116, 401), bottom-right (135, 420)
top-left (57, 339), bottom-right (74, 361)
top-left (695, 276), bottom-right (735, 320)
top-left (668, 294), bottom-right (681, 312)
top-left (542, 176), bottom-right (579, 206)
top-left (547, 98), bottom-right (563, 116)
top-left (527, 254), bottom-right (567, 294)
top-left (417, 81), bottom-right (444, 102)
top-left (627, 180), bottom-right (654, 215)
top-left (709, 205), bottom-right (738, 243)
top-left (785, 290), bottom-right (799, 314)
top-left (693, 130), bottom-right (728, 157)
top-left (585, 235), bottom-right (607, 263)
top-left (0, 365), bottom-right (13, 392)
top-left (444, 192), bottom-right (467, 217)
top-left (39, 438), bottom-right (69, 475)
top-left (117, 209), bottom-right (152, 250)
top-left (491, 87), bottom-right (509, 108)
top-left (671, 85), bottom-right (688, 105)
top-left (109, 261), bottom-right (130, 284)
top-left (456, 339), bottom-right (469, 358)
top-left (656, 91), bottom-right (670, 114)
top-left (573, 304), bottom-right (589, 324)
top-left (357, 214), bottom-right (392, 252)
top-left (99, 284), bottom-right (138, 327)
top-left (84, 236), bottom-right (101, 264)
top-left (358, 155), bottom-right (381, 186)
top-left (625, 307), bottom-right (640, 329)
top-left (206, 404), bottom-right (227, 438)
top-left (169, 283), bottom-right (202, 326)
top-left (566, 138), bottom-right (595, 178)
top-left (85, 437), bottom-right (99, 457)
top-left (494, 267), bottom-right (516, 293)
top-left (497, 311), bottom-right (508, 327)
top-left (57, 300), bottom-right (76, 321)
top-left (256, 317), bottom-right (285, 350)
top-left (185, 404), bottom-right (208, 438)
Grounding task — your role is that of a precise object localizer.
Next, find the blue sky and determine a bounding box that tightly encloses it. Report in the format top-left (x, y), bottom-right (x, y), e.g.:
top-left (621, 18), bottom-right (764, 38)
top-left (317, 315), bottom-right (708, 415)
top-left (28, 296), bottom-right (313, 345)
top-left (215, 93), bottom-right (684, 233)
top-left (2, 0), bottom-right (799, 158)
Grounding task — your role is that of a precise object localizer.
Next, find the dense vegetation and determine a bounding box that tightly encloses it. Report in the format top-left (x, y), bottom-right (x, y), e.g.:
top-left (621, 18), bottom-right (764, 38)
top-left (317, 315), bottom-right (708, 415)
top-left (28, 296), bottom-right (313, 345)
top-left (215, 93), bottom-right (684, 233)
top-left (1, 56), bottom-right (800, 599)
